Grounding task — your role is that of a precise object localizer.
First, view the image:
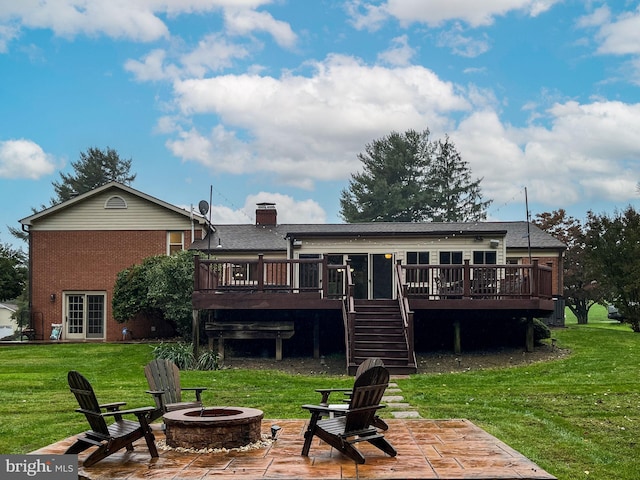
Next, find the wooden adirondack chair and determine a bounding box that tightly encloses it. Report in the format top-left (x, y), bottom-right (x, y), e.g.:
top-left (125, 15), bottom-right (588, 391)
top-left (144, 358), bottom-right (207, 421)
top-left (301, 364), bottom-right (397, 464)
top-left (313, 357), bottom-right (388, 430)
top-left (65, 370), bottom-right (158, 467)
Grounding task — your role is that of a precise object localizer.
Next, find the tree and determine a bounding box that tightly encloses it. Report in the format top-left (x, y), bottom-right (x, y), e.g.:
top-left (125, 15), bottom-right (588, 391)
top-left (112, 251), bottom-right (195, 339)
top-left (429, 136), bottom-right (491, 222)
top-left (340, 130), bottom-right (432, 222)
top-left (8, 146), bottom-right (136, 242)
top-left (51, 146), bottom-right (136, 204)
top-left (533, 209), bottom-right (603, 324)
top-left (585, 206), bottom-right (640, 332)
top-left (0, 241), bottom-right (27, 301)
top-left (340, 129), bottom-right (490, 222)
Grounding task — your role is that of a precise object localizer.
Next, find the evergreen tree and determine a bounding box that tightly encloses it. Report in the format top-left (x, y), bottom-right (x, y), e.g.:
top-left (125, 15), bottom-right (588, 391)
top-left (340, 130), bottom-right (432, 222)
top-left (51, 146), bottom-right (136, 204)
top-left (0, 241), bottom-right (27, 301)
top-left (9, 146), bottom-right (136, 242)
top-left (429, 136), bottom-right (491, 222)
top-left (340, 129), bottom-right (491, 223)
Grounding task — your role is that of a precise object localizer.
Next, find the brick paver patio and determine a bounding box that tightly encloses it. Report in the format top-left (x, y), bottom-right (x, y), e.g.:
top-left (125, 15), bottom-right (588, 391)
top-left (31, 418), bottom-right (557, 479)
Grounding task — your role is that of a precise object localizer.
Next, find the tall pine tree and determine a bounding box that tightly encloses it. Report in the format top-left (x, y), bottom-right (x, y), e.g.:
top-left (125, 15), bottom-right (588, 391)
top-left (51, 146), bottom-right (136, 204)
top-left (340, 129), bottom-right (491, 223)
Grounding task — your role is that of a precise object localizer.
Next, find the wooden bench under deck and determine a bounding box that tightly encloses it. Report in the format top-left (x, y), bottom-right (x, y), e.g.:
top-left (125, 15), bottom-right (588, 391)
top-left (205, 320), bottom-right (295, 360)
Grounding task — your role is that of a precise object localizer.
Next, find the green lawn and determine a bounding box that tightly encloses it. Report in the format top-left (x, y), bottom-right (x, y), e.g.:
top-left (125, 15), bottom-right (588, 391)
top-left (0, 306), bottom-right (638, 480)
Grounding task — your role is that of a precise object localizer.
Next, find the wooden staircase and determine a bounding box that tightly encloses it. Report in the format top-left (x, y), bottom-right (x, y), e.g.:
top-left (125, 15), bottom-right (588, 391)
top-left (347, 299), bottom-right (417, 375)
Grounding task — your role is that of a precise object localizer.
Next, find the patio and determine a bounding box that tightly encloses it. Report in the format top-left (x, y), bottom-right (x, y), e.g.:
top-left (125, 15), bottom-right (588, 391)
top-left (32, 419), bottom-right (557, 479)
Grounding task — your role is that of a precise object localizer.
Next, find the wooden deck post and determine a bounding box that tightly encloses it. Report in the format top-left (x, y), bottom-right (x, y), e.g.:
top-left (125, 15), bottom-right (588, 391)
top-left (276, 333), bottom-right (283, 361)
top-left (453, 319), bottom-right (461, 354)
top-left (525, 317), bottom-right (534, 352)
top-left (192, 309), bottom-right (200, 359)
top-left (217, 335), bottom-right (225, 360)
top-left (313, 315), bottom-right (320, 359)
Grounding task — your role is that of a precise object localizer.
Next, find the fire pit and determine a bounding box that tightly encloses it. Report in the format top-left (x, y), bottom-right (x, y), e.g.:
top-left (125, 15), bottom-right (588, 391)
top-left (163, 407), bottom-right (264, 449)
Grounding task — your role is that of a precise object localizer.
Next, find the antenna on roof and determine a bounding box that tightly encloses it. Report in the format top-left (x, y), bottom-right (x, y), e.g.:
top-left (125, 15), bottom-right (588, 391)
top-left (199, 186), bottom-right (213, 259)
top-left (525, 187), bottom-right (532, 263)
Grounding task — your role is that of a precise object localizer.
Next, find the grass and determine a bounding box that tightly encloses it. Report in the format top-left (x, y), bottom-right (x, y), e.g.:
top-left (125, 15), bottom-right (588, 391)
top-left (0, 305), bottom-right (638, 479)
top-left (398, 304), bottom-right (640, 480)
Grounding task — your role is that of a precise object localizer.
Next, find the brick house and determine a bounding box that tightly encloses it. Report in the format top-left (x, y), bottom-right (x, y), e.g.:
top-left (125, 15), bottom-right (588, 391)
top-left (19, 182), bottom-right (207, 341)
top-left (19, 184), bottom-right (565, 369)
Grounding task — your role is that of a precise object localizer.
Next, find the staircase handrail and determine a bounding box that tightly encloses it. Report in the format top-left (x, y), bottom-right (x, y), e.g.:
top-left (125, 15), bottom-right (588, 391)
top-left (395, 261), bottom-right (415, 368)
top-left (343, 260), bottom-right (356, 367)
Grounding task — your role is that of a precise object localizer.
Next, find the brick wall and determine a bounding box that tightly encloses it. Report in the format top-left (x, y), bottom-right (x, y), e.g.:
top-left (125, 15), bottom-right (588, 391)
top-left (29, 229), bottom-right (196, 341)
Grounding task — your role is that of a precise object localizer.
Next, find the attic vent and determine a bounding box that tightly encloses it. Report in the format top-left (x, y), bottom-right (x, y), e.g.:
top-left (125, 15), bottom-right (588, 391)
top-left (105, 195), bottom-right (127, 209)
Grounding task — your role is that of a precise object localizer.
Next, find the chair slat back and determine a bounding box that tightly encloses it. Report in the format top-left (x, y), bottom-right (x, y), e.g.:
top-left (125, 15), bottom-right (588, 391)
top-left (354, 357), bottom-right (385, 377)
top-left (345, 365), bottom-right (389, 432)
top-left (67, 371), bottom-right (109, 435)
top-left (144, 359), bottom-right (182, 404)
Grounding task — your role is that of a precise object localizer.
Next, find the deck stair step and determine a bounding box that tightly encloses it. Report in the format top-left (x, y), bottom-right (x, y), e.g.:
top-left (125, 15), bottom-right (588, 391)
top-left (347, 299), bottom-right (417, 375)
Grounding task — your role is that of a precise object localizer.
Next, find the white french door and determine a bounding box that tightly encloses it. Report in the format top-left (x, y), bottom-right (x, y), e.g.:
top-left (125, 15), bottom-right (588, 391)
top-left (65, 293), bottom-right (106, 340)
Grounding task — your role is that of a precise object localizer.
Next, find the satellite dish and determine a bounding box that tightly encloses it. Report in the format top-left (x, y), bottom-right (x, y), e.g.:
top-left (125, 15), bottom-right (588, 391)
top-left (198, 200), bottom-right (209, 216)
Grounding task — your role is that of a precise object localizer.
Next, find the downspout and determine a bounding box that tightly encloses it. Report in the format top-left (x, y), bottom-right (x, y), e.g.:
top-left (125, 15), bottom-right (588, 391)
top-left (22, 224), bottom-right (32, 331)
top-left (190, 204), bottom-right (194, 246)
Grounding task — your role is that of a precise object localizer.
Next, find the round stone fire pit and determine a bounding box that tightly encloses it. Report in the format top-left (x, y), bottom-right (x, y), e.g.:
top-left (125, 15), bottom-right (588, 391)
top-left (163, 407), bottom-right (264, 450)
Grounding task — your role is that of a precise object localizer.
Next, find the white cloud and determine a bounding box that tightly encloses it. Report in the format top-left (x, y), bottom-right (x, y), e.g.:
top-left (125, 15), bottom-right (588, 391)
top-left (453, 101), bottom-right (640, 208)
top-left (0, 0), bottom-right (279, 47)
top-left (224, 8), bottom-right (297, 48)
top-left (594, 9), bottom-right (640, 56)
top-left (0, 139), bottom-right (56, 179)
top-left (377, 35), bottom-right (416, 66)
top-left (125, 35), bottom-right (250, 82)
top-left (437, 23), bottom-right (490, 57)
top-left (349, 0), bottom-right (560, 29)
top-left (0, 22), bottom-right (19, 53)
top-left (242, 193), bottom-right (327, 223)
top-left (166, 54), bottom-right (470, 188)
top-left (208, 192), bottom-right (327, 224)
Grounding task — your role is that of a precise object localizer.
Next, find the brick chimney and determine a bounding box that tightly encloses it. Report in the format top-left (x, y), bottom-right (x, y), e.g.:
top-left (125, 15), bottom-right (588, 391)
top-left (256, 202), bottom-right (277, 226)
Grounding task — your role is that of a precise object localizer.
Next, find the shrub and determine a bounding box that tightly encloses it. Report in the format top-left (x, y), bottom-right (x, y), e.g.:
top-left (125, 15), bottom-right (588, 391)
top-left (533, 318), bottom-right (551, 344)
top-left (151, 342), bottom-right (219, 371)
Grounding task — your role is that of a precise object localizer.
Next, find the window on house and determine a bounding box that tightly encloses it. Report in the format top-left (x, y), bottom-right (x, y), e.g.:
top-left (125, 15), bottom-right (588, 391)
top-left (167, 231), bottom-right (184, 255)
top-left (439, 251), bottom-right (463, 264)
top-left (473, 251), bottom-right (497, 264)
top-left (104, 195), bottom-right (127, 209)
top-left (406, 251), bottom-right (429, 283)
top-left (231, 263), bottom-right (258, 282)
top-left (438, 251), bottom-right (463, 285)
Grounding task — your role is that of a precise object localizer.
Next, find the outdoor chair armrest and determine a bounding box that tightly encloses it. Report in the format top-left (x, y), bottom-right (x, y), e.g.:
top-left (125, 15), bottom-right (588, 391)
top-left (101, 406), bottom-right (157, 418)
top-left (99, 401), bottom-right (126, 411)
top-left (146, 390), bottom-right (165, 396)
top-left (314, 388), bottom-right (352, 405)
top-left (182, 387), bottom-right (207, 402)
top-left (301, 403), bottom-right (353, 415)
top-left (76, 406), bottom-right (156, 418)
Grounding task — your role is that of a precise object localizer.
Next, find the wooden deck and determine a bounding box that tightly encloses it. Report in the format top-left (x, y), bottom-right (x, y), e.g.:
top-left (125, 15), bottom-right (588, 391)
top-left (193, 256), bottom-right (556, 315)
top-left (32, 419), bottom-right (557, 479)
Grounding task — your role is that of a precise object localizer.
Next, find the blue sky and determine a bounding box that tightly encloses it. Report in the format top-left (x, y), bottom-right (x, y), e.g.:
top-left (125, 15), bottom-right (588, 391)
top-left (1, 1), bottom-right (640, 248)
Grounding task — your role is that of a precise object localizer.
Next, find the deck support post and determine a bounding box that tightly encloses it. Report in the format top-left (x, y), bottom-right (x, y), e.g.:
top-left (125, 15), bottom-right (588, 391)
top-left (313, 315), bottom-right (320, 359)
top-left (453, 319), bottom-right (461, 354)
top-left (525, 317), bottom-right (534, 352)
top-left (276, 333), bottom-right (283, 361)
top-left (192, 309), bottom-right (200, 360)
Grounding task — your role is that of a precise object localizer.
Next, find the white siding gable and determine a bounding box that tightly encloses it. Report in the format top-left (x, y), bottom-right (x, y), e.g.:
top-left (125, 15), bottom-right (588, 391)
top-left (29, 190), bottom-right (194, 231)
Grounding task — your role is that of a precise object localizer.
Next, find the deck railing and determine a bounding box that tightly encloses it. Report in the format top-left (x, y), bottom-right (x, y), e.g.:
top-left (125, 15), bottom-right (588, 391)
top-left (400, 259), bottom-right (553, 300)
top-left (395, 262), bottom-right (415, 367)
top-left (194, 256), bottom-right (553, 301)
top-left (194, 254), bottom-right (347, 298)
